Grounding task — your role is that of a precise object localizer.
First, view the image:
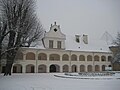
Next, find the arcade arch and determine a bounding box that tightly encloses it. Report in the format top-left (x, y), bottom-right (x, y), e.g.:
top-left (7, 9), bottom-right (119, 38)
top-left (49, 64), bottom-right (60, 72)
top-left (13, 64), bottom-right (22, 73)
top-left (63, 65), bottom-right (69, 72)
top-left (38, 64), bottom-right (47, 73)
top-left (26, 64), bottom-right (35, 73)
top-left (26, 52), bottom-right (35, 60)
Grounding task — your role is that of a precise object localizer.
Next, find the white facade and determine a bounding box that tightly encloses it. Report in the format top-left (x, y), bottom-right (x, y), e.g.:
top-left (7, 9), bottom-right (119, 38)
top-left (1, 22), bottom-right (113, 73)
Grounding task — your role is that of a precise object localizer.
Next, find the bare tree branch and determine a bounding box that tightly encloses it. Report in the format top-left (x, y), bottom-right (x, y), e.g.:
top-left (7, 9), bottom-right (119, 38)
top-left (0, 0), bottom-right (44, 75)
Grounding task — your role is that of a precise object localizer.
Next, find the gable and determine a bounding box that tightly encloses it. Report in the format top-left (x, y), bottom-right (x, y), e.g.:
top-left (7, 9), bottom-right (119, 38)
top-left (45, 22), bottom-right (66, 39)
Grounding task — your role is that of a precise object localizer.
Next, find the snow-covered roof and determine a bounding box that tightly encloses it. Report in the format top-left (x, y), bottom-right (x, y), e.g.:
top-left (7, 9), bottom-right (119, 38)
top-left (28, 33), bottom-right (113, 53)
top-left (28, 23), bottom-right (114, 53)
top-left (65, 34), bottom-right (112, 52)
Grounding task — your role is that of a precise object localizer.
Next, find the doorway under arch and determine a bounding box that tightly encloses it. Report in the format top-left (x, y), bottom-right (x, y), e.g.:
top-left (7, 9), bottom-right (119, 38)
top-left (13, 64), bottom-right (22, 73)
top-left (49, 64), bottom-right (60, 72)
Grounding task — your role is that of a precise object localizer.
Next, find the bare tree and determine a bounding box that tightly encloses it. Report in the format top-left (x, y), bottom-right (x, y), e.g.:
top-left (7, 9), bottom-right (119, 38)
top-left (0, 18), bottom-right (7, 72)
top-left (111, 32), bottom-right (120, 65)
top-left (0, 0), bottom-right (44, 75)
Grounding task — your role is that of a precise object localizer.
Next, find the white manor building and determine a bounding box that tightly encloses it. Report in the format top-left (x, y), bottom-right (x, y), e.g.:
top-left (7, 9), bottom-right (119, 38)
top-left (1, 22), bottom-right (113, 73)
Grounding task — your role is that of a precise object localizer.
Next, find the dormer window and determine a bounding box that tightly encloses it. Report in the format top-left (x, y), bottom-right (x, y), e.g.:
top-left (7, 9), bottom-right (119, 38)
top-left (75, 35), bottom-right (80, 43)
top-left (83, 34), bottom-right (88, 44)
top-left (54, 28), bottom-right (57, 32)
top-left (76, 38), bottom-right (79, 43)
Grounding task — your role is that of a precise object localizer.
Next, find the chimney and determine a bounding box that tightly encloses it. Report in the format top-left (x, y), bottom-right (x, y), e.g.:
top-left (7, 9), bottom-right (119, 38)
top-left (83, 34), bottom-right (88, 44)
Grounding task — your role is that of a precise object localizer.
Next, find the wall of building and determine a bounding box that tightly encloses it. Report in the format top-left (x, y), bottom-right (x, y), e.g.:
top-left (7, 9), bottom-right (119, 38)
top-left (0, 22), bottom-right (114, 73)
top-left (0, 48), bottom-right (112, 73)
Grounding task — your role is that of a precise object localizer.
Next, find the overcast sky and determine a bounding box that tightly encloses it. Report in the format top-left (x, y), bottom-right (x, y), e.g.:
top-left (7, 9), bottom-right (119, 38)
top-left (36, 0), bottom-right (120, 40)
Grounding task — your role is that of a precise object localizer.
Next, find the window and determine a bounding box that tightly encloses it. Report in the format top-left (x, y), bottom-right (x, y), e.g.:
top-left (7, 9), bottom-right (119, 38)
top-left (26, 52), bottom-right (35, 60)
top-left (49, 40), bottom-right (53, 48)
top-left (71, 54), bottom-right (77, 61)
top-left (57, 41), bottom-right (61, 49)
top-left (79, 55), bottom-right (85, 61)
top-left (101, 56), bottom-right (106, 61)
top-left (49, 54), bottom-right (60, 61)
top-left (62, 54), bottom-right (69, 61)
top-left (87, 55), bottom-right (92, 61)
top-left (94, 55), bottom-right (99, 61)
top-left (108, 56), bottom-right (112, 62)
top-left (38, 53), bottom-right (47, 60)
top-left (75, 35), bottom-right (80, 43)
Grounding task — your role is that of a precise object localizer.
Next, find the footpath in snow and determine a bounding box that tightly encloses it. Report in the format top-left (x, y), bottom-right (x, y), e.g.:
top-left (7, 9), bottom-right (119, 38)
top-left (0, 72), bottom-right (120, 90)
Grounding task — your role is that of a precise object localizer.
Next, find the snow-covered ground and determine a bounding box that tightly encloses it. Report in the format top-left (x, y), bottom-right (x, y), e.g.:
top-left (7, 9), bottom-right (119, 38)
top-left (0, 73), bottom-right (120, 90)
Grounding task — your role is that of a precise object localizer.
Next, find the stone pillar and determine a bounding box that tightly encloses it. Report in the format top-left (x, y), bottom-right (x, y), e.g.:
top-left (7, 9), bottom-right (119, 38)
top-left (23, 53), bottom-right (26, 61)
top-left (93, 65), bottom-right (95, 72)
top-left (35, 51), bottom-right (38, 73)
top-left (60, 54), bottom-right (62, 61)
top-left (92, 54), bottom-right (95, 72)
top-left (106, 56), bottom-right (108, 62)
top-left (47, 54), bottom-right (49, 61)
top-left (99, 65), bottom-right (102, 72)
top-left (99, 55), bottom-right (101, 62)
top-left (69, 51), bottom-right (72, 72)
top-left (60, 65), bottom-right (63, 72)
top-left (47, 65), bottom-right (49, 73)
top-left (85, 65), bottom-right (88, 72)
top-left (77, 65), bottom-right (80, 72)
top-left (77, 55), bottom-right (79, 61)
top-left (22, 64), bottom-right (26, 73)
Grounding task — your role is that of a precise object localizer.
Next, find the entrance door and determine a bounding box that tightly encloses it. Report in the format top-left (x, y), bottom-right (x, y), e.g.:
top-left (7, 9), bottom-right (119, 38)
top-left (50, 65), bottom-right (56, 72)
top-left (31, 66), bottom-right (34, 73)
